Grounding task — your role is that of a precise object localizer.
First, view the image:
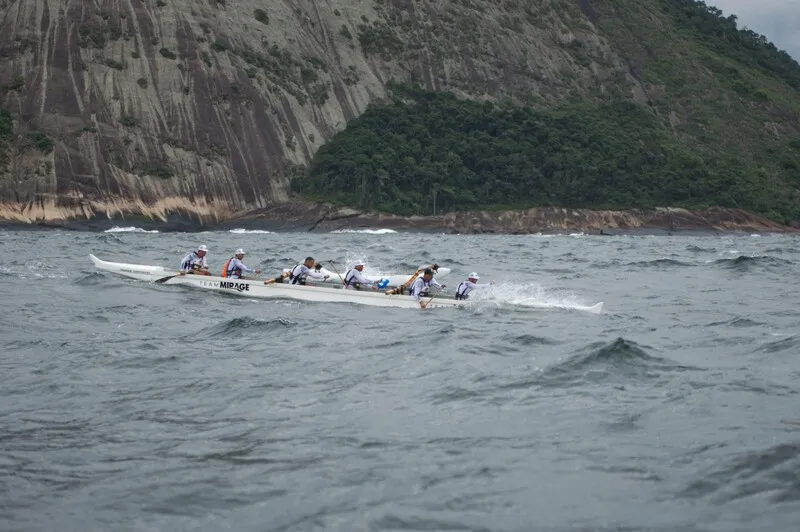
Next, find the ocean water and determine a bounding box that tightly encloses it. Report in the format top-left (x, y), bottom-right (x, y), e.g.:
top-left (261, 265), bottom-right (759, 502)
top-left (1, 228), bottom-right (799, 531)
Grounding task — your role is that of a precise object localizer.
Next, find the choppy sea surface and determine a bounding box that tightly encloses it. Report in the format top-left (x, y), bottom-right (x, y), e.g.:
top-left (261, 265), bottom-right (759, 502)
top-left (1, 227), bottom-right (799, 531)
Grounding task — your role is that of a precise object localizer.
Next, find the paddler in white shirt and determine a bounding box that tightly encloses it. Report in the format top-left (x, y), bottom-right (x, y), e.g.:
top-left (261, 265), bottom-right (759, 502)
top-left (455, 272), bottom-right (494, 300)
top-left (409, 268), bottom-right (446, 308)
top-left (180, 245), bottom-right (210, 275)
top-left (222, 249), bottom-right (262, 279)
top-left (267, 256), bottom-right (330, 285)
top-left (343, 261), bottom-right (378, 290)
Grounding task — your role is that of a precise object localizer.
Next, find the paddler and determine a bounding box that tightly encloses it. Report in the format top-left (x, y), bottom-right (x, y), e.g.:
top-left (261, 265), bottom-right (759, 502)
top-left (268, 256), bottom-right (329, 285)
top-left (409, 268), bottom-right (445, 308)
top-left (222, 249), bottom-right (262, 279)
top-left (455, 272), bottom-right (494, 300)
top-left (343, 261), bottom-right (377, 290)
top-left (386, 263), bottom-right (440, 295)
top-left (180, 245), bottom-right (211, 275)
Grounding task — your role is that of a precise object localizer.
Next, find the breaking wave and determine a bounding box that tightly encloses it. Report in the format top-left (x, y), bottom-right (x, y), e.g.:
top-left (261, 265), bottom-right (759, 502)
top-left (330, 228), bottom-right (398, 234)
top-left (104, 226), bottom-right (159, 233)
top-left (228, 228), bottom-right (273, 234)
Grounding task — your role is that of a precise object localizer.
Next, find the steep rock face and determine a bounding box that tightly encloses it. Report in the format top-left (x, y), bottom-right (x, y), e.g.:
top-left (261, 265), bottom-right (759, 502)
top-left (0, 0), bottom-right (635, 223)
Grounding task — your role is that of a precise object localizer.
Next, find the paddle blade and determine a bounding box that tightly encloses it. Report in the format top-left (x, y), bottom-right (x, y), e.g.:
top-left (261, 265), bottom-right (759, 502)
top-left (155, 272), bottom-right (182, 284)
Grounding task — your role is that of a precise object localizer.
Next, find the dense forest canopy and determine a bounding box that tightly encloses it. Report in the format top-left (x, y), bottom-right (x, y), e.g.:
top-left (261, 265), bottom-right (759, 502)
top-left (293, 85), bottom-right (799, 222)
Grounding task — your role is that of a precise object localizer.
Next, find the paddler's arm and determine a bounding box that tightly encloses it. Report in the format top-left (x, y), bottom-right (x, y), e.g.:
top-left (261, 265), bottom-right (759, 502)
top-left (265, 271), bottom-right (290, 284)
top-left (353, 270), bottom-right (377, 289)
top-left (237, 259), bottom-right (261, 275)
top-left (305, 269), bottom-right (329, 280)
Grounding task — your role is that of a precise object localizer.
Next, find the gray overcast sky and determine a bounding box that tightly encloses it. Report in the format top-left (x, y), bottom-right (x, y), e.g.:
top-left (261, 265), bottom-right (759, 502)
top-left (709, 0), bottom-right (800, 61)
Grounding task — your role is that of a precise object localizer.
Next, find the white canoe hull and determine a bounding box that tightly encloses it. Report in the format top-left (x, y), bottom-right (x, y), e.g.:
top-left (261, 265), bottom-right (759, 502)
top-left (89, 254), bottom-right (173, 281)
top-left (89, 255), bottom-right (463, 309)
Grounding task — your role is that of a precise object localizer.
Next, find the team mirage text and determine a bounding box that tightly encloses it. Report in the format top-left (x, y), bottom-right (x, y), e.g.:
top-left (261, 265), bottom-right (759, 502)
top-left (201, 280), bottom-right (251, 292)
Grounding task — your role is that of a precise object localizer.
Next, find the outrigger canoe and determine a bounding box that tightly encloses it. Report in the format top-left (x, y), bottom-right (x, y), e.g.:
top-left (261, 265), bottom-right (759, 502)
top-left (280, 265), bottom-right (451, 288)
top-left (88, 255), bottom-right (464, 309)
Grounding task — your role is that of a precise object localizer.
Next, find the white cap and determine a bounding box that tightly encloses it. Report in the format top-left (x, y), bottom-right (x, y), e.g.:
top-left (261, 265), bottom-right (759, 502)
top-left (235, 248), bottom-right (245, 255)
top-left (468, 272), bottom-right (479, 279)
top-left (354, 261), bottom-right (365, 267)
top-left (198, 245), bottom-right (208, 252)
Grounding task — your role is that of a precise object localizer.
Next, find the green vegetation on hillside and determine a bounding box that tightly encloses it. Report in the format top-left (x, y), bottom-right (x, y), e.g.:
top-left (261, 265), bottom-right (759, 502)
top-left (664, 0), bottom-right (800, 89)
top-left (293, 86), bottom-right (799, 221)
top-left (293, 0), bottom-right (800, 223)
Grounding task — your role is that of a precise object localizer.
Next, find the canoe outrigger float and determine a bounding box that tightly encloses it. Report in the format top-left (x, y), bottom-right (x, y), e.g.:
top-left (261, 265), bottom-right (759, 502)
top-left (89, 255), bottom-right (465, 309)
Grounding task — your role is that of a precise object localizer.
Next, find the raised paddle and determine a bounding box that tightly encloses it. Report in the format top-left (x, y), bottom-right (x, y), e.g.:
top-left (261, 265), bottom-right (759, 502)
top-left (386, 263), bottom-right (439, 295)
top-left (327, 261), bottom-right (346, 285)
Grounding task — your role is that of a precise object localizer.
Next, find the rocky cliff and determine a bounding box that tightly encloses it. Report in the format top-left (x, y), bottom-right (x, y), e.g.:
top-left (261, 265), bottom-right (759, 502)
top-left (0, 0), bottom-right (798, 228)
top-left (0, 0), bottom-right (643, 223)
top-left (213, 202), bottom-right (796, 234)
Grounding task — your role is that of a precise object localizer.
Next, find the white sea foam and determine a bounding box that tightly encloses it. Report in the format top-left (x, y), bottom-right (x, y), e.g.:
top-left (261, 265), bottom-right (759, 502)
top-left (104, 226), bottom-right (159, 233)
top-left (330, 229), bottom-right (398, 234)
top-left (228, 228), bottom-right (273, 234)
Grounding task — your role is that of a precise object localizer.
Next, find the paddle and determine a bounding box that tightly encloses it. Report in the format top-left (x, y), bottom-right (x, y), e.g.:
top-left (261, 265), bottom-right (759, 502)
top-left (264, 272), bottom-right (288, 285)
top-left (419, 287), bottom-right (445, 309)
top-left (386, 263), bottom-right (439, 295)
top-left (327, 260), bottom-right (346, 284)
top-left (155, 271), bottom-right (185, 284)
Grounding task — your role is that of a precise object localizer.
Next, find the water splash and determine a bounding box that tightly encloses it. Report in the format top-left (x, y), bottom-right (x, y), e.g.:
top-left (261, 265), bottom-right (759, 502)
top-left (228, 228), bottom-right (273, 234)
top-left (330, 228), bottom-right (398, 234)
top-left (469, 281), bottom-right (604, 314)
top-left (103, 226), bottom-right (159, 233)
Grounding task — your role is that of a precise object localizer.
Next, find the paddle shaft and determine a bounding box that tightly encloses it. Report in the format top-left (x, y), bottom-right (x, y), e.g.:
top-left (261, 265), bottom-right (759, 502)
top-left (327, 261), bottom-right (346, 284)
top-left (420, 286), bottom-right (444, 308)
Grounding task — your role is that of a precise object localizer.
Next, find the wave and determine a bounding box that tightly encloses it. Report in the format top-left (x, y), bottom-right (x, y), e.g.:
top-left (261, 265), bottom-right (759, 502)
top-left (765, 247), bottom-right (799, 254)
top-left (754, 335), bottom-right (800, 354)
top-left (228, 228), bottom-right (273, 234)
top-left (686, 245), bottom-right (716, 253)
top-left (705, 317), bottom-right (765, 328)
top-left (539, 338), bottom-right (689, 386)
top-left (330, 228), bottom-right (398, 234)
top-left (712, 255), bottom-right (792, 272)
top-left (625, 258), bottom-right (693, 268)
top-left (72, 272), bottom-right (112, 285)
top-left (678, 442), bottom-right (800, 503)
top-left (192, 317), bottom-right (296, 339)
top-left (509, 334), bottom-right (560, 347)
top-left (527, 232), bottom-right (587, 238)
top-left (104, 226), bottom-right (159, 233)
